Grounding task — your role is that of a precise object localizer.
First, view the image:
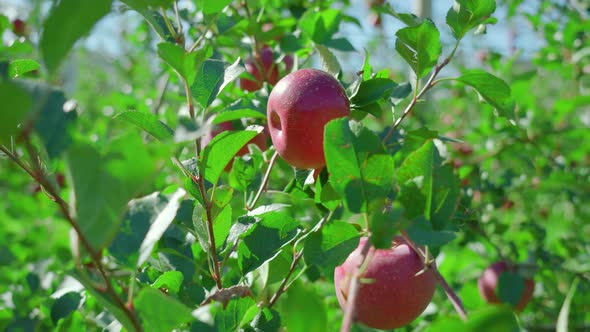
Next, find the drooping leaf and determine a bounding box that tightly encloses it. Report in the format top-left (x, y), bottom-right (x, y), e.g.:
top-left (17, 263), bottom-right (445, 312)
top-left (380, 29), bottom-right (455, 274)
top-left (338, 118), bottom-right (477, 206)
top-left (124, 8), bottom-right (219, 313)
top-left (137, 188), bottom-right (186, 267)
top-left (114, 111), bottom-right (174, 141)
top-left (454, 69), bottom-right (515, 120)
top-left (350, 78), bottom-right (398, 108)
top-left (134, 288), bottom-right (194, 332)
top-left (497, 271), bottom-right (525, 307)
top-left (446, 0), bottom-right (497, 40)
top-left (395, 20), bottom-right (442, 79)
top-left (214, 297), bottom-right (257, 331)
top-left (191, 58), bottom-right (245, 108)
top-left (40, 0), bottom-right (113, 73)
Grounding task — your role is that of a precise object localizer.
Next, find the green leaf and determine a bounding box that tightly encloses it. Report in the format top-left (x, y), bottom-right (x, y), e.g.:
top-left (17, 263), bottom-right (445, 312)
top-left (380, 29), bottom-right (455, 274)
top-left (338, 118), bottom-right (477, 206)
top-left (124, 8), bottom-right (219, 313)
top-left (250, 308), bottom-right (281, 331)
top-left (316, 44), bottom-right (341, 77)
top-left (370, 208), bottom-right (403, 249)
top-left (137, 188), bottom-right (186, 267)
top-left (278, 281), bottom-right (327, 332)
top-left (237, 211), bottom-right (299, 274)
top-left (324, 38), bottom-right (355, 52)
top-left (557, 278), bottom-right (580, 332)
top-left (215, 297), bottom-right (257, 331)
top-left (465, 307), bottom-right (519, 331)
top-left (350, 78), bottom-right (398, 108)
top-left (8, 59), bottom-right (40, 78)
top-left (213, 109), bottom-right (266, 124)
top-left (303, 221), bottom-right (360, 276)
top-left (406, 217), bottom-right (456, 247)
top-left (299, 9), bottom-right (342, 44)
top-left (213, 204), bottom-right (232, 250)
top-left (50, 292), bottom-right (82, 325)
top-left (446, 0), bottom-right (497, 40)
top-left (152, 271), bottom-right (184, 295)
top-left (397, 139), bottom-right (459, 229)
top-left (395, 21), bottom-right (442, 79)
top-left (40, 0), bottom-right (113, 73)
top-left (65, 132), bottom-right (161, 252)
top-left (497, 271), bottom-right (525, 306)
top-left (191, 58), bottom-right (245, 108)
top-left (157, 42), bottom-right (210, 85)
top-left (195, 0), bottom-right (232, 15)
top-left (134, 288), bottom-right (193, 332)
top-left (324, 119), bottom-right (394, 213)
top-left (200, 125), bottom-right (262, 184)
top-left (114, 111), bottom-right (174, 141)
top-left (0, 81), bottom-right (32, 144)
top-left (454, 70), bottom-right (515, 119)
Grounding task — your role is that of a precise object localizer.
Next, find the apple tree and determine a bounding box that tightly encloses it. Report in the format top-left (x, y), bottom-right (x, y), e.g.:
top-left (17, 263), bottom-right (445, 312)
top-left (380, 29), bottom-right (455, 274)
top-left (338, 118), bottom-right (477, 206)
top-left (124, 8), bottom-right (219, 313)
top-left (0, 0), bottom-right (589, 331)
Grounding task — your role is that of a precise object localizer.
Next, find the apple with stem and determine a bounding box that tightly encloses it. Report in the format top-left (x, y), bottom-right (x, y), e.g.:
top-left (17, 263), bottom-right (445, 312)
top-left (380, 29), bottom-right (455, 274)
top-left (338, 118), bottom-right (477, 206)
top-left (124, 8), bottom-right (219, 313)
top-left (334, 237), bottom-right (436, 330)
top-left (478, 261), bottom-right (535, 311)
top-left (267, 68), bottom-right (350, 169)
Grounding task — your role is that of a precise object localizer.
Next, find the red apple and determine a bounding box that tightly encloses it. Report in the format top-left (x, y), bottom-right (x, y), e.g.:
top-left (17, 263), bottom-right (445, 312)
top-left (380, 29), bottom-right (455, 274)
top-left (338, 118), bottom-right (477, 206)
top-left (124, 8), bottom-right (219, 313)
top-left (478, 261), bottom-right (535, 311)
top-left (334, 237), bottom-right (436, 330)
top-left (240, 46), bottom-right (279, 92)
top-left (201, 122), bottom-right (268, 169)
top-left (12, 19), bottom-right (26, 36)
top-left (267, 68), bottom-right (350, 169)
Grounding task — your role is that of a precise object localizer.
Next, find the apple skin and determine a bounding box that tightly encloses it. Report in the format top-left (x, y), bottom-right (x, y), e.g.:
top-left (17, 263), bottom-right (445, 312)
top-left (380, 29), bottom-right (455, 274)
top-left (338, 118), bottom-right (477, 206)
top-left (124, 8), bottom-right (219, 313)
top-left (334, 237), bottom-right (436, 330)
top-left (240, 46), bottom-right (279, 92)
top-left (267, 68), bottom-right (350, 169)
top-left (201, 122), bottom-right (268, 169)
top-left (478, 261), bottom-right (535, 312)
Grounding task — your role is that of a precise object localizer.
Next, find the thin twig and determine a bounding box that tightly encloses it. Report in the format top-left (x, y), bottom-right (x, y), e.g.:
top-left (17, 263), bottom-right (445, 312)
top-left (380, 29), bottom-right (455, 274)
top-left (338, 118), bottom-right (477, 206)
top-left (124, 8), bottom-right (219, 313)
top-left (187, 14), bottom-right (220, 52)
top-left (382, 42), bottom-right (459, 143)
top-left (246, 151), bottom-right (279, 210)
top-left (2, 142), bottom-right (144, 332)
top-left (401, 231), bottom-right (467, 321)
top-left (268, 250), bottom-right (304, 307)
top-left (340, 238), bottom-right (372, 332)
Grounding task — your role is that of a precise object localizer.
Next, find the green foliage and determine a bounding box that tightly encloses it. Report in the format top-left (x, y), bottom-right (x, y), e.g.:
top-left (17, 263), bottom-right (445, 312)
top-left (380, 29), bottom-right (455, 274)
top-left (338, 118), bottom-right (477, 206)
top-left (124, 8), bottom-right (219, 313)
top-left (1, 0), bottom-right (589, 330)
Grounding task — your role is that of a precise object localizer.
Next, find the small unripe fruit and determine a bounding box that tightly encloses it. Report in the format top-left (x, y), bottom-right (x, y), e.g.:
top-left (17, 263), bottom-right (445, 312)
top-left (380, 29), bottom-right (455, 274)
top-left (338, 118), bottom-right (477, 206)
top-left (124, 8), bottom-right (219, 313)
top-left (478, 261), bottom-right (535, 311)
top-left (334, 237), bottom-right (436, 330)
top-left (240, 46), bottom-right (279, 92)
top-left (12, 19), bottom-right (26, 36)
top-left (267, 68), bottom-right (350, 169)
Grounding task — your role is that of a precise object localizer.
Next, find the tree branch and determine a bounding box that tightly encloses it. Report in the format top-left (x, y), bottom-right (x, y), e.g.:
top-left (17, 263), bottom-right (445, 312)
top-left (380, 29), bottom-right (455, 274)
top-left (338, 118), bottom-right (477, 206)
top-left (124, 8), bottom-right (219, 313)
top-left (401, 231), bottom-right (467, 321)
top-left (340, 238), bottom-right (372, 332)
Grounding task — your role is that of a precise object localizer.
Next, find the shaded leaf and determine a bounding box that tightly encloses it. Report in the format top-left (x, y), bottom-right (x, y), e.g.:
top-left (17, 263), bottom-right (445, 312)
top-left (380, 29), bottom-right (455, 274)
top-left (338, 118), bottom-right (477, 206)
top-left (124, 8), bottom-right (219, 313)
top-left (191, 58), bottom-right (245, 108)
top-left (0, 81), bottom-right (32, 144)
top-left (304, 221), bottom-right (360, 276)
top-left (40, 0), bottom-right (113, 73)
top-left (50, 292), bottom-right (82, 325)
top-left (455, 70), bottom-right (515, 120)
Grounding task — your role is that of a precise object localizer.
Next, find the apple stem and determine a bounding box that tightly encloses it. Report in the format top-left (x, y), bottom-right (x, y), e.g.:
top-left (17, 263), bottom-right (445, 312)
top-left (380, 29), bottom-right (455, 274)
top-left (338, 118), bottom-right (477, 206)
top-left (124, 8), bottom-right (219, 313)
top-left (340, 237), bottom-right (372, 332)
top-left (246, 151), bottom-right (279, 210)
top-left (401, 231), bottom-right (468, 321)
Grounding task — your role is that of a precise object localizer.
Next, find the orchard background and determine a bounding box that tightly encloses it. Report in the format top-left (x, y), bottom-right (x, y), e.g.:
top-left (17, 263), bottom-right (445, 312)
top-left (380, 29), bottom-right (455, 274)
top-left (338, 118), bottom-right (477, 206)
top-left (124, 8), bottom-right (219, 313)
top-left (1, 0), bottom-right (589, 331)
